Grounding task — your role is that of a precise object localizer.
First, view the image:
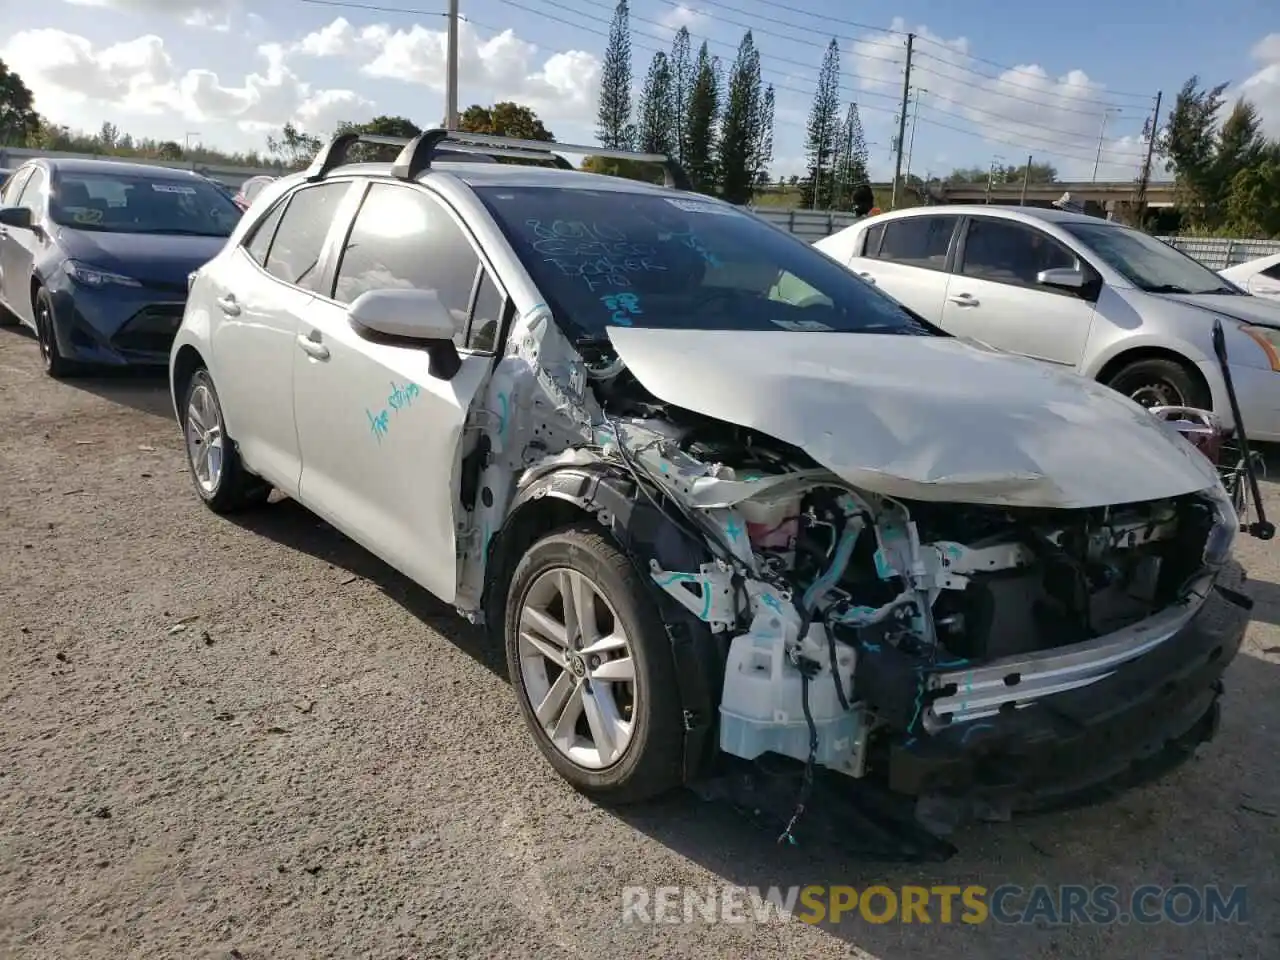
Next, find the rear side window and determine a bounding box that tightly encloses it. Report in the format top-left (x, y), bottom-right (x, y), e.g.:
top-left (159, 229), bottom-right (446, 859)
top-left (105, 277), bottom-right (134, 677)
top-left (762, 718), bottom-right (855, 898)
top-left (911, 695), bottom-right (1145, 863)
top-left (263, 182), bottom-right (348, 292)
top-left (244, 200), bottom-right (287, 267)
top-left (860, 222), bottom-right (885, 257)
top-left (1262, 262), bottom-right (1280, 282)
top-left (873, 215), bottom-right (957, 269)
top-left (332, 182), bottom-right (481, 347)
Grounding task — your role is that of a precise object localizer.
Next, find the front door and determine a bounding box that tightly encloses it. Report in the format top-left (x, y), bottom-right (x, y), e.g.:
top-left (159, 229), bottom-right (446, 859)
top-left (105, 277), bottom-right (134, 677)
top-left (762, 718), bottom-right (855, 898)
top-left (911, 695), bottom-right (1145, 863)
top-left (940, 216), bottom-right (1097, 366)
top-left (293, 181), bottom-right (497, 603)
top-left (0, 166), bottom-right (45, 326)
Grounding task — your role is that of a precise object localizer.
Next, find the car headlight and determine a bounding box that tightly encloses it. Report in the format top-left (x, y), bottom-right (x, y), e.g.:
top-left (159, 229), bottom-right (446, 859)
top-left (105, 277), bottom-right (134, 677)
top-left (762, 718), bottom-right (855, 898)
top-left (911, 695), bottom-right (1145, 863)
top-left (64, 260), bottom-right (141, 288)
top-left (1203, 483), bottom-right (1239, 567)
top-left (1238, 323), bottom-right (1280, 371)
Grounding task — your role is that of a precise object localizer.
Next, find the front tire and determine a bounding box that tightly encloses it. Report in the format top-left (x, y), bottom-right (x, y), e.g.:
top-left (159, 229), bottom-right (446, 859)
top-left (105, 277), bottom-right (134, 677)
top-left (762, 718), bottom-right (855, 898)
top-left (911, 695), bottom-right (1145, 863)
top-left (1106, 356), bottom-right (1209, 411)
top-left (504, 524), bottom-right (685, 803)
top-left (181, 368), bottom-right (271, 513)
top-left (35, 288), bottom-right (79, 379)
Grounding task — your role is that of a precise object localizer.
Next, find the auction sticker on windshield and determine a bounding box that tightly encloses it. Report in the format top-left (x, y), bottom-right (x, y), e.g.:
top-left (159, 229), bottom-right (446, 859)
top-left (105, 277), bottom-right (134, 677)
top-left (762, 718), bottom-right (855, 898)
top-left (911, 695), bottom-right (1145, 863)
top-left (152, 184), bottom-right (197, 194)
top-left (664, 198), bottom-right (737, 215)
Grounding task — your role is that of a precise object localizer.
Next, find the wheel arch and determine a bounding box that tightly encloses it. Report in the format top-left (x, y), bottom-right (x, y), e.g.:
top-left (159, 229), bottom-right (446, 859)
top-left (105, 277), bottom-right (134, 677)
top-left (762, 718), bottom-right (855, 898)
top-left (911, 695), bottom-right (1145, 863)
top-left (171, 343), bottom-right (207, 423)
top-left (482, 463), bottom-right (724, 784)
top-left (1095, 346), bottom-right (1211, 405)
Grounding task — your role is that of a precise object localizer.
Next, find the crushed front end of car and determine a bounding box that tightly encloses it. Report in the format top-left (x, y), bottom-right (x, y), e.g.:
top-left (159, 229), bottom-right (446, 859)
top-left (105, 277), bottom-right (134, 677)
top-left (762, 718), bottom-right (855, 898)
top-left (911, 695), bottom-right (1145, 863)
top-left (459, 308), bottom-right (1253, 849)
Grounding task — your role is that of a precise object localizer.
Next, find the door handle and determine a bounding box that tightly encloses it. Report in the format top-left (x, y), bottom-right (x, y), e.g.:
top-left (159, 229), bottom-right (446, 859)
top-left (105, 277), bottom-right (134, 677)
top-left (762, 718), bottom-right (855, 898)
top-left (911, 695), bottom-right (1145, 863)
top-left (856, 271), bottom-right (876, 285)
top-left (296, 332), bottom-right (330, 361)
top-left (948, 292), bottom-right (979, 306)
top-left (216, 294), bottom-right (241, 316)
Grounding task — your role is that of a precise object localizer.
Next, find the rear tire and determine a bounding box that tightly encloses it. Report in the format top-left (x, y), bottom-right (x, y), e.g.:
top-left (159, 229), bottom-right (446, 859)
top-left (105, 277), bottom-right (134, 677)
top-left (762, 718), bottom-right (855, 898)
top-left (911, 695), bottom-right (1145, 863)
top-left (1106, 357), bottom-right (1209, 411)
top-left (181, 368), bottom-right (271, 514)
top-left (504, 524), bottom-right (685, 804)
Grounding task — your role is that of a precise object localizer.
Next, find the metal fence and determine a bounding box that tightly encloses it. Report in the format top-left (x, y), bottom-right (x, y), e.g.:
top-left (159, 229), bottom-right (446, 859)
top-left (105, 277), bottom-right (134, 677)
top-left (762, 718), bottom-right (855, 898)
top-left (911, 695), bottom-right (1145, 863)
top-left (748, 207), bottom-right (861, 243)
top-left (1155, 236), bottom-right (1280, 271)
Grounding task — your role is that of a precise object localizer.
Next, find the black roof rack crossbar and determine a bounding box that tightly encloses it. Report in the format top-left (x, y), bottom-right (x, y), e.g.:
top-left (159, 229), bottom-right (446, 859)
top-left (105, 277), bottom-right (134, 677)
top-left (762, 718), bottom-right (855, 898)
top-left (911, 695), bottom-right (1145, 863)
top-left (303, 132), bottom-right (419, 182)
top-left (305, 128), bottom-right (692, 189)
top-left (389, 129), bottom-right (691, 188)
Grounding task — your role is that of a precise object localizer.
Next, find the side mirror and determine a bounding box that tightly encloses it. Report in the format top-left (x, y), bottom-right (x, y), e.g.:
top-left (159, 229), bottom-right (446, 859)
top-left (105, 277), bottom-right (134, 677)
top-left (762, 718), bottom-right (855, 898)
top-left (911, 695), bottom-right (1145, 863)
top-left (1037, 267), bottom-right (1085, 291)
top-left (347, 287), bottom-right (462, 380)
top-left (0, 206), bottom-right (34, 230)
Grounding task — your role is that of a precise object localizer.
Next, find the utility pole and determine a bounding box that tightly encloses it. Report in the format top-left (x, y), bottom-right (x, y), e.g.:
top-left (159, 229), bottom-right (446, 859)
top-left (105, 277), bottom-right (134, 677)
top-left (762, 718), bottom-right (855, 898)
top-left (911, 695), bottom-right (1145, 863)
top-left (1134, 90), bottom-right (1163, 225)
top-left (1020, 153), bottom-right (1032, 205)
top-left (1091, 107), bottom-right (1120, 182)
top-left (890, 32), bottom-right (914, 210)
top-left (904, 88), bottom-right (925, 185)
top-left (445, 0), bottom-right (460, 130)
top-left (984, 155), bottom-right (1004, 204)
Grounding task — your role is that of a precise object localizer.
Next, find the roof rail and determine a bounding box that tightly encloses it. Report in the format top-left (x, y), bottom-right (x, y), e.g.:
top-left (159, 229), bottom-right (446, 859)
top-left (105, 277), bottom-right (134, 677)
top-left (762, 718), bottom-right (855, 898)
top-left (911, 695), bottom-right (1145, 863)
top-left (301, 127), bottom-right (691, 189)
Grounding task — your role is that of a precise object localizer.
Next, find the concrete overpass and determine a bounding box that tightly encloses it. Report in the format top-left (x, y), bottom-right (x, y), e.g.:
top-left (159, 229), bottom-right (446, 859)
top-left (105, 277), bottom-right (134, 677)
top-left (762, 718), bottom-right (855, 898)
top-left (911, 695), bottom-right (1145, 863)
top-left (930, 179), bottom-right (1177, 217)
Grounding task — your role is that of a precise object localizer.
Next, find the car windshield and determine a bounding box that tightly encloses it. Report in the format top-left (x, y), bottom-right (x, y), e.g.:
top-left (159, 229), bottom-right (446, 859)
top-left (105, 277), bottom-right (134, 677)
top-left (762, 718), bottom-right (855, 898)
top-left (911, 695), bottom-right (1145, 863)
top-left (473, 186), bottom-right (936, 340)
top-left (50, 171), bottom-right (242, 237)
top-left (1062, 221), bottom-right (1240, 295)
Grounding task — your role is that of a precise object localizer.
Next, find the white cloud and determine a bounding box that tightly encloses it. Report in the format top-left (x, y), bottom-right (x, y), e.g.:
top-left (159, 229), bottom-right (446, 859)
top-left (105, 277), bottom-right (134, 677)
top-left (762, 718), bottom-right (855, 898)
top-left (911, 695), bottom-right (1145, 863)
top-left (850, 18), bottom-right (1154, 180)
top-left (1238, 34), bottom-right (1280, 138)
top-left (659, 4), bottom-right (709, 30)
top-left (291, 17), bottom-right (600, 128)
top-left (62, 0), bottom-right (233, 30)
top-left (0, 29), bottom-right (372, 139)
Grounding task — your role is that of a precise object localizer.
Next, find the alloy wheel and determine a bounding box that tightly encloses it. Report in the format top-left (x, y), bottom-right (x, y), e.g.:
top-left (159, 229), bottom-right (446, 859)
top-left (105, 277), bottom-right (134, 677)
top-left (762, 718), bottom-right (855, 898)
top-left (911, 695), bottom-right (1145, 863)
top-left (35, 301), bottom-right (54, 370)
top-left (185, 382), bottom-right (226, 495)
top-left (517, 566), bottom-right (637, 769)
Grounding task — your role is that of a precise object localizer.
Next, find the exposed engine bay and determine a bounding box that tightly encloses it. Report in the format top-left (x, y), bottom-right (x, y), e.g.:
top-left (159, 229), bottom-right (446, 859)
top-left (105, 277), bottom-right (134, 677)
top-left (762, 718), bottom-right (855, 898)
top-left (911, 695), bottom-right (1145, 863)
top-left (578, 352), bottom-right (1237, 785)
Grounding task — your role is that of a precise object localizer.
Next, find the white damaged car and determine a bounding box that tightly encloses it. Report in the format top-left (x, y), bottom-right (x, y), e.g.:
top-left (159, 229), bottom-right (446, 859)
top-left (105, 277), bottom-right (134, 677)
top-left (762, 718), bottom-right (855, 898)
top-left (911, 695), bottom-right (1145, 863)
top-left (169, 130), bottom-right (1253, 836)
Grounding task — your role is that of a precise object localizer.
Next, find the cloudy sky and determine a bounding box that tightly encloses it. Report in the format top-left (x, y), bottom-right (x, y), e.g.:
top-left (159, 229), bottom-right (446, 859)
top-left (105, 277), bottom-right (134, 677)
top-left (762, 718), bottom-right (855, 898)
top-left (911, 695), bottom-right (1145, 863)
top-left (1, 0), bottom-right (1278, 181)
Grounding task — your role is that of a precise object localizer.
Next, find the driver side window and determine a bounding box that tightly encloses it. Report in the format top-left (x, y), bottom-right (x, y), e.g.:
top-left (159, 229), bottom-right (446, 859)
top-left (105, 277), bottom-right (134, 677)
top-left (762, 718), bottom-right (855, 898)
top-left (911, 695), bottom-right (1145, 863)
top-left (960, 218), bottom-right (1080, 293)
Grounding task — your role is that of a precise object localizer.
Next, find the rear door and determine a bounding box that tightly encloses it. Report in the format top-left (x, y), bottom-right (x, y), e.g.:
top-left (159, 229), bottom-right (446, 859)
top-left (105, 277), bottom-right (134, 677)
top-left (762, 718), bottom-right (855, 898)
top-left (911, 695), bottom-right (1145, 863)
top-left (207, 179), bottom-right (355, 493)
top-left (846, 213), bottom-right (960, 322)
top-left (940, 216), bottom-right (1098, 367)
top-left (292, 180), bottom-right (501, 603)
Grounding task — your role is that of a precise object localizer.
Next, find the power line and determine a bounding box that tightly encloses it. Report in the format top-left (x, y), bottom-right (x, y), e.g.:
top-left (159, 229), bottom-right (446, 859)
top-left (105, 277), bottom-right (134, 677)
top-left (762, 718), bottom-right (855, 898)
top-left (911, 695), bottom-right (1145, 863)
top-left (513, 0), bottom-right (903, 90)
top-left (644, 0), bottom-right (906, 61)
top-left (295, 0), bottom-right (447, 15)
top-left (912, 33), bottom-right (1154, 101)
top-left (919, 88), bottom-right (1146, 148)
top-left (915, 107), bottom-right (1145, 168)
top-left (912, 51), bottom-right (1148, 114)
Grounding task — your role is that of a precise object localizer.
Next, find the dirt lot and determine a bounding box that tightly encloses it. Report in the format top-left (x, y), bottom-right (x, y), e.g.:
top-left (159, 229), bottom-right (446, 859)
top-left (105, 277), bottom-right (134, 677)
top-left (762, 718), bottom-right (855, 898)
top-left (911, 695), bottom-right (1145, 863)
top-left (1, 323), bottom-right (1277, 959)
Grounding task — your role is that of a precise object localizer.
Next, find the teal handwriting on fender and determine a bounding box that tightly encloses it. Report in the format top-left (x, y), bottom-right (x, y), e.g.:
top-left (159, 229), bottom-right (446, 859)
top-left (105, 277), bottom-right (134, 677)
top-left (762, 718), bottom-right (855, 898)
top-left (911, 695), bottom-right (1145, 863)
top-left (368, 381), bottom-right (422, 443)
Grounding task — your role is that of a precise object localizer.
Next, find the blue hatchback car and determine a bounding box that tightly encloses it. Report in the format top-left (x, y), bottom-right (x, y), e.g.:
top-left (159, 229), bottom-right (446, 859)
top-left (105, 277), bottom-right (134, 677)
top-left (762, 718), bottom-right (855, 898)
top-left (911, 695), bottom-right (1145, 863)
top-left (0, 158), bottom-right (242, 377)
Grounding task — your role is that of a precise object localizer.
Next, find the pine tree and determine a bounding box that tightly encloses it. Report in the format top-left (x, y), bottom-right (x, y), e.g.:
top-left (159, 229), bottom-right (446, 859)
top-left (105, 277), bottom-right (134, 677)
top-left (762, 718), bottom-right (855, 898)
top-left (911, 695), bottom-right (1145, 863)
top-left (596, 0), bottom-right (634, 149)
top-left (670, 26), bottom-right (692, 165)
top-left (637, 52), bottom-right (676, 154)
top-left (802, 39), bottom-right (842, 209)
top-left (751, 84), bottom-right (775, 185)
top-left (684, 42), bottom-right (720, 194)
top-left (831, 101), bottom-right (869, 210)
top-left (718, 31), bottom-right (763, 205)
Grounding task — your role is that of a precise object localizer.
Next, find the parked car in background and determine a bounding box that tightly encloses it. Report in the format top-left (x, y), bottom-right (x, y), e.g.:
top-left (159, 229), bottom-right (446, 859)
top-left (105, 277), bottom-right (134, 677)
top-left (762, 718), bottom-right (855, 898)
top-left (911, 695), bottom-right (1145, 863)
top-left (0, 157), bottom-right (243, 377)
top-left (232, 175), bottom-right (275, 211)
top-left (814, 205), bottom-right (1280, 441)
top-left (168, 130), bottom-right (1248, 833)
top-left (1220, 251), bottom-right (1280, 302)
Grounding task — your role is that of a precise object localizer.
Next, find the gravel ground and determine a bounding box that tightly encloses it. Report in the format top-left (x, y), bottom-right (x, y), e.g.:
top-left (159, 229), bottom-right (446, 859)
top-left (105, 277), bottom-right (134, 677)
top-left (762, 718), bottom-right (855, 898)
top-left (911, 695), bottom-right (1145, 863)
top-left (1, 323), bottom-right (1278, 960)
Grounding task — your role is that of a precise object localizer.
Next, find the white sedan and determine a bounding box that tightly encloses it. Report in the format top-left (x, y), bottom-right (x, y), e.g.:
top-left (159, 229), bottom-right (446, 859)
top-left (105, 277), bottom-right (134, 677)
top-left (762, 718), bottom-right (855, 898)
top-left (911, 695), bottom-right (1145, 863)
top-left (1220, 251), bottom-right (1280, 302)
top-left (814, 205), bottom-right (1280, 441)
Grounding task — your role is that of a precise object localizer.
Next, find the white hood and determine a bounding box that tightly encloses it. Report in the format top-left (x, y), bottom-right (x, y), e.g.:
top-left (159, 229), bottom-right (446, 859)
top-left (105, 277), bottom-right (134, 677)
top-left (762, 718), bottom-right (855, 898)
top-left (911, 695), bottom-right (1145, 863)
top-left (605, 327), bottom-right (1221, 509)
